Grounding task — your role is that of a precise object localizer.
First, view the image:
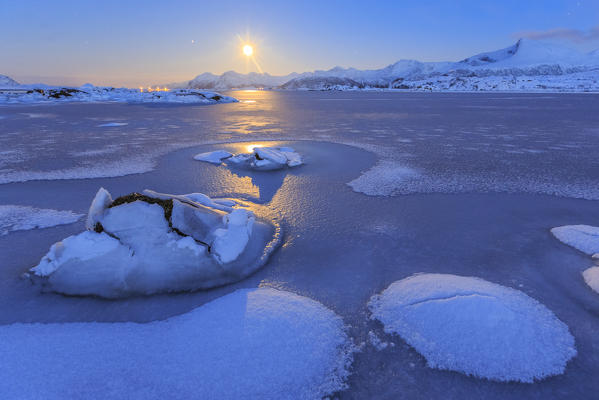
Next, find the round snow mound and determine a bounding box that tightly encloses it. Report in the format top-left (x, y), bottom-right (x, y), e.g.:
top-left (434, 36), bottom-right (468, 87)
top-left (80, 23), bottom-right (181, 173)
top-left (368, 273), bottom-right (576, 382)
top-left (0, 288), bottom-right (355, 400)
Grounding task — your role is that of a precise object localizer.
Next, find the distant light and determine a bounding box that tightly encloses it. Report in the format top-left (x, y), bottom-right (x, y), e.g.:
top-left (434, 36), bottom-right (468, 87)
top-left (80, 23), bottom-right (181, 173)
top-left (243, 45), bottom-right (253, 56)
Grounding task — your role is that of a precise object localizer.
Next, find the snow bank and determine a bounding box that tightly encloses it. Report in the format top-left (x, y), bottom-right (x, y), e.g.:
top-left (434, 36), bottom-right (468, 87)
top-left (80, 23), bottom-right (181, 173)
top-left (0, 205), bottom-right (83, 236)
top-left (368, 273), bottom-right (576, 382)
top-left (195, 146), bottom-right (303, 170)
top-left (0, 85), bottom-right (237, 104)
top-left (551, 225), bottom-right (599, 255)
top-left (30, 188), bottom-right (281, 298)
top-left (0, 288), bottom-right (355, 400)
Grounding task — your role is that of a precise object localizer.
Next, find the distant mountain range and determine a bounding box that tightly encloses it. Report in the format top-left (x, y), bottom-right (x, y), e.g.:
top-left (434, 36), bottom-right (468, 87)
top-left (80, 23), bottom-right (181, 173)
top-left (171, 39), bottom-right (599, 92)
top-left (3, 39), bottom-right (599, 92)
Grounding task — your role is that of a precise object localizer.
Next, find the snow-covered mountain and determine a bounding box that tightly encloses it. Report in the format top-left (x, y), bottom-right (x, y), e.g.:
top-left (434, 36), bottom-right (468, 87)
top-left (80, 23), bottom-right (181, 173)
top-left (0, 75), bottom-right (19, 88)
top-left (178, 39), bottom-right (599, 91)
top-left (173, 71), bottom-right (299, 90)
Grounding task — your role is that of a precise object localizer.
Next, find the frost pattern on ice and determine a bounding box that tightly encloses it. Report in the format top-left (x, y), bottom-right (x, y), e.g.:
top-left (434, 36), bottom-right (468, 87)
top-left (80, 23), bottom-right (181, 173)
top-left (0, 288), bottom-right (355, 400)
top-left (0, 205), bottom-right (83, 236)
top-left (368, 273), bottom-right (576, 382)
top-left (551, 225), bottom-right (599, 255)
top-left (348, 160), bottom-right (420, 196)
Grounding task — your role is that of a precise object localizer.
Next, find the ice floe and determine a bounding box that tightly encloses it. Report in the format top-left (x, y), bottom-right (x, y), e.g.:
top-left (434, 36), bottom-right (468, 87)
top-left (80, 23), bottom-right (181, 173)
top-left (30, 188), bottom-right (281, 297)
top-left (0, 287), bottom-right (355, 400)
top-left (194, 146), bottom-right (303, 170)
top-left (368, 273), bottom-right (576, 382)
top-left (0, 205), bottom-right (83, 236)
top-left (551, 225), bottom-right (599, 255)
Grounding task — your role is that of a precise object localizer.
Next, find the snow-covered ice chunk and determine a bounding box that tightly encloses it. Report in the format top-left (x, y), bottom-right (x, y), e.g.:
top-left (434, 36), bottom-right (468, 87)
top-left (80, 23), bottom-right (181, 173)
top-left (193, 150), bottom-right (233, 164)
top-left (551, 225), bottom-right (599, 255)
top-left (0, 205), bottom-right (83, 236)
top-left (583, 267), bottom-right (599, 294)
top-left (368, 273), bottom-right (576, 382)
top-left (211, 209), bottom-right (255, 264)
top-left (31, 231), bottom-right (133, 277)
top-left (85, 187), bottom-right (112, 230)
top-left (30, 188), bottom-right (280, 298)
top-left (0, 288), bottom-right (355, 400)
top-left (195, 146), bottom-right (303, 170)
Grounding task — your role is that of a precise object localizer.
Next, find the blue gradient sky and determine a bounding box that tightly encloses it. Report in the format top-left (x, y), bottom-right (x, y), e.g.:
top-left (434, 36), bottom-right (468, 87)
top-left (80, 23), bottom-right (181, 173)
top-left (1, 0), bottom-right (598, 86)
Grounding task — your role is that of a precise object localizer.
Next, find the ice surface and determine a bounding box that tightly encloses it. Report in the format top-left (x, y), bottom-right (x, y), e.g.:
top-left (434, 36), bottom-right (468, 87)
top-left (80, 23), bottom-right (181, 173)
top-left (30, 188), bottom-right (280, 297)
top-left (0, 205), bottom-right (83, 236)
top-left (197, 146), bottom-right (303, 171)
top-left (368, 273), bottom-right (576, 382)
top-left (0, 288), bottom-right (355, 400)
top-left (551, 225), bottom-right (599, 255)
top-left (582, 267), bottom-right (599, 294)
top-left (193, 150), bottom-right (233, 164)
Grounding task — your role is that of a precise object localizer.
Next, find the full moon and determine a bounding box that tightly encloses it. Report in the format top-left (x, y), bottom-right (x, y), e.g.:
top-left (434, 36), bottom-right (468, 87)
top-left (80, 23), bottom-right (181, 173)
top-left (243, 44), bottom-right (253, 56)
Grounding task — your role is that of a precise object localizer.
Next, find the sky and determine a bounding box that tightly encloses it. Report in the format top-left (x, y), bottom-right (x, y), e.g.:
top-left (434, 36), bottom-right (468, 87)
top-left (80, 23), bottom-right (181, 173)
top-left (1, 0), bottom-right (598, 87)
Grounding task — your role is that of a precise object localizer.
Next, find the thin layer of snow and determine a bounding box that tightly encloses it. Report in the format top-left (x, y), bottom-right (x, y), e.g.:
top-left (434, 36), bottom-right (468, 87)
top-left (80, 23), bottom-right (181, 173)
top-left (368, 273), bottom-right (576, 382)
top-left (582, 267), bottom-right (599, 294)
top-left (0, 288), bottom-right (355, 400)
top-left (193, 150), bottom-right (233, 164)
top-left (30, 188), bottom-right (280, 298)
top-left (0, 205), bottom-right (83, 236)
top-left (551, 225), bottom-right (599, 255)
top-left (196, 146), bottom-right (303, 170)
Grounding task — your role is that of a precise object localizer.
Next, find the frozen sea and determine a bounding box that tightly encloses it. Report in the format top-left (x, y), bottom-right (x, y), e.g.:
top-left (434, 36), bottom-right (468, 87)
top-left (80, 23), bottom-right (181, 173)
top-left (1, 91), bottom-right (599, 399)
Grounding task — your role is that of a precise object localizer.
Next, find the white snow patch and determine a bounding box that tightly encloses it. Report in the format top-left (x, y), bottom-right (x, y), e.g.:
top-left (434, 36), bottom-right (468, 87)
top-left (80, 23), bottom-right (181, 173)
top-left (0, 288), bottom-right (355, 400)
top-left (368, 273), bottom-right (576, 382)
top-left (551, 225), bottom-right (599, 255)
top-left (0, 205), bottom-right (83, 236)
